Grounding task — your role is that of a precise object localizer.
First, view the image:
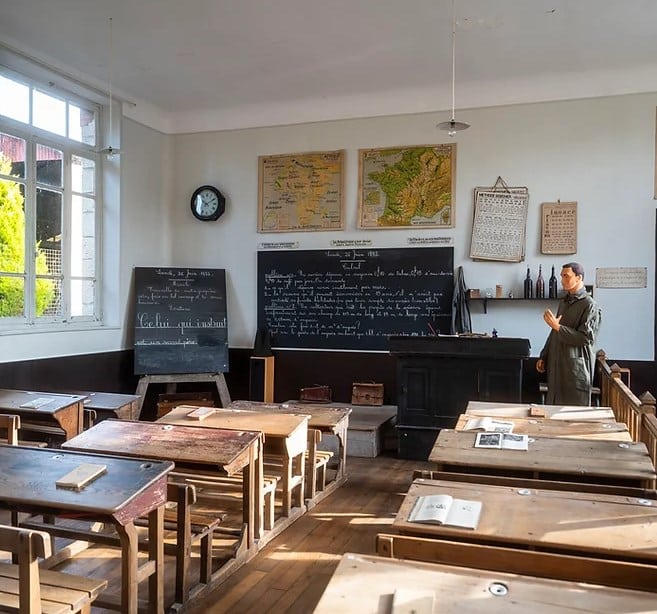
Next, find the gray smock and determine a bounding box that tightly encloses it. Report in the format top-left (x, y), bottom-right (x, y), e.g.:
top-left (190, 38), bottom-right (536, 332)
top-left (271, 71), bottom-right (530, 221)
top-left (539, 287), bottom-right (601, 406)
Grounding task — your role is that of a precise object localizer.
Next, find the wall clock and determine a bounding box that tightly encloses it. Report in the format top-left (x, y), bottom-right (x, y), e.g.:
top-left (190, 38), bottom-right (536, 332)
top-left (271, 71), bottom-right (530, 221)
top-left (190, 185), bottom-right (226, 221)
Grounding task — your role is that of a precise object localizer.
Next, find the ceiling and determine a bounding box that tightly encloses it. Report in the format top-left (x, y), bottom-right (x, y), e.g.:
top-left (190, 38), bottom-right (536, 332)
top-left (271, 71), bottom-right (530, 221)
top-left (2, 0), bottom-right (657, 133)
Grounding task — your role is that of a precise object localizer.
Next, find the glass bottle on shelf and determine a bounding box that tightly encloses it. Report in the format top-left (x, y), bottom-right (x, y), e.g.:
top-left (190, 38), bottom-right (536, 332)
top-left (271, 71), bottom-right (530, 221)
top-left (548, 265), bottom-right (558, 299)
top-left (523, 267), bottom-right (533, 298)
top-left (536, 265), bottom-right (545, 298)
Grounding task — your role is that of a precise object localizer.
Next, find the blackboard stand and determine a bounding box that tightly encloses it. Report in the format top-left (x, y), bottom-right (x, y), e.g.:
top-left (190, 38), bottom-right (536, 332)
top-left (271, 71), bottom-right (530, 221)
top-left (134, 372), bottom-right (231, 420)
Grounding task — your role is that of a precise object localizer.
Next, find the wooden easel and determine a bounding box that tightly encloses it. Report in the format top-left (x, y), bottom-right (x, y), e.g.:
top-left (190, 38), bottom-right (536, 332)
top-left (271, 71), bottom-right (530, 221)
top-left (134, 372), bottom-right (231, 420)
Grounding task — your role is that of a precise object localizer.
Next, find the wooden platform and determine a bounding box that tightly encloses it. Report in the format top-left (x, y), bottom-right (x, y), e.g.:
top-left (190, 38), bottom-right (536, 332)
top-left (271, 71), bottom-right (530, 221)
top-left (346, 404), bottom-right (397, 457)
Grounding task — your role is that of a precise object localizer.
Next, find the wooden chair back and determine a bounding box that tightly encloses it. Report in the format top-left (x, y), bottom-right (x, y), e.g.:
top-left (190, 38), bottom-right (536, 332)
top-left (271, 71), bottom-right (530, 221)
top-left (0, 524), bottom-right (51, 612)
top-left (0, 523), bottom-right (107, 613)
top-left (0, 414), bottom-right (20, 445)
top-left (376, 533), bottom-right (657, 593)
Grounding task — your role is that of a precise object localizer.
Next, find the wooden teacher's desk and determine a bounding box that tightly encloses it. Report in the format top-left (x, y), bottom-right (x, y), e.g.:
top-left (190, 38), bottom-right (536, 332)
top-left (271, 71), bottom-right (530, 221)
top-left (229, 399), bottom-right (351, 499)
top-left (0, 443), bottom-right (172, 614)
top-left (160, 406), bottom-right (308, 518)
top-left (0, 388), bottom-right (86, 440)
top-left (464, 400), bottom-right (616, 422)
top-left (454, 414), bottom-right (632, 441)
top-left (313, 552), bottom-right (657, 614)
top-left (394, 478), bottom-right (657, 566)
top-left (429, 429), bottom-right (656, 488)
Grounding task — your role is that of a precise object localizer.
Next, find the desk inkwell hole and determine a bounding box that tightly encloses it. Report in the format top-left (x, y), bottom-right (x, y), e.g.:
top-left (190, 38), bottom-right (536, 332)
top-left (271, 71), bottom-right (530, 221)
top-left (488, 582), bottom-right (508, 596)
top-left (517, 489), bottom-right (532, 496)
top-left (140, 462), bottom-right (153, 470)
top-left (51, 454), bottom-right (63, 460)
top-left (162, 424), bottom-right (174, 431)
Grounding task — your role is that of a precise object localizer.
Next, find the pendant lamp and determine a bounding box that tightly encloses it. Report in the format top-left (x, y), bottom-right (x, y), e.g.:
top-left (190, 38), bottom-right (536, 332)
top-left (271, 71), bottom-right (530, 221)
top-left (99, 17), bottom-right (123, 157)
top-left (437, 0), bottom-right (470, 136)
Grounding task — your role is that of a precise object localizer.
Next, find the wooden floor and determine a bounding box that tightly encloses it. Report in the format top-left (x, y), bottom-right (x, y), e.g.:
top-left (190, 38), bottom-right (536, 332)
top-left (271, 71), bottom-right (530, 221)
top-left (187, 454), bottom-right (431, 613)
top-left (0, 453), bottom-right (429, 613)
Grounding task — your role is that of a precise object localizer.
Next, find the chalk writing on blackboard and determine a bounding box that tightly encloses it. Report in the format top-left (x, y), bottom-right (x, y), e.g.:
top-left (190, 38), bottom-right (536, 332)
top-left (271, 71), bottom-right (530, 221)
top-left (258, 247), bottom-right (453, 351)
top-left (133, 267), bottom-right (229, 375)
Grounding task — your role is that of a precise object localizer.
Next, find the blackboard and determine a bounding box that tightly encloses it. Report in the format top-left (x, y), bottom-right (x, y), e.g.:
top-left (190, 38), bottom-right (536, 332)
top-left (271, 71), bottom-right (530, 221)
top-left (133, 267), bottom-right (229, 375)
top-left (257, 247), bottom-right (453, 351)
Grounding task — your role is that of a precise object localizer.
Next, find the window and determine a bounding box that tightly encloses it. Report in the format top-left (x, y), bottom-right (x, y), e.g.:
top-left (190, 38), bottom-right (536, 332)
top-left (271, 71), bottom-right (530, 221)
top-left (0, 70), bottom-right (101, 327)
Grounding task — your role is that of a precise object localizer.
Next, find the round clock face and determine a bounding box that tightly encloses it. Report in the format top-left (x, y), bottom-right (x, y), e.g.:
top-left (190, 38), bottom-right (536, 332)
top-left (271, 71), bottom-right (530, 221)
top-left (191, 185), bottom-right (226, 221)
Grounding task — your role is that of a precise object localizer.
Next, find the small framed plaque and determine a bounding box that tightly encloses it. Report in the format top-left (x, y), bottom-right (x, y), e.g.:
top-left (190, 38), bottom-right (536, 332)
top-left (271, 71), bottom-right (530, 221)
top-left (541, 201), bottom-right (577, 255)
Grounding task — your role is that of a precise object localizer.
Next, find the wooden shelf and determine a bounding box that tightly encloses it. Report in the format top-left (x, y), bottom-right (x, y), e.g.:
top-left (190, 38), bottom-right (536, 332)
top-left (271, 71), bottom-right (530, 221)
top-left (468, 296), bottom-right (558, 314)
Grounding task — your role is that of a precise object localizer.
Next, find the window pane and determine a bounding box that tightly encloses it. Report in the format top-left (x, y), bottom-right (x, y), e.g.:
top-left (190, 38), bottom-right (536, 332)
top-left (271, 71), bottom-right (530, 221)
top-left (36, 144), bottom-right (63, 188)
top-left (0, 133), bottom-right (26, 179)
top-left (71, 195), bottom-right (96, 276)
top-left (70, 278), bottom-right (95, 317)
top-left (69, 104), bottom-right (96, 146)
top-left (36, 276), bottom-right (60, 317)
top-left (72, 156), bottom-right (95, 195)
top-left (33, 90), bottom-right (66, 136)
top-left (36, 188), bottom-right (62, 278)
top-left (0, 75), bottom-right (29, 123)
top-left (0, 180), bottom-right (25, 274)
top-left (0, 276), bottom-right (25, 317)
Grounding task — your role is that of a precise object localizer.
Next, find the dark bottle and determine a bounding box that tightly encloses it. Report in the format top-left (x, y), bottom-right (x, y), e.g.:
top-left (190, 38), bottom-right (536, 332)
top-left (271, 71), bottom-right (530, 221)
top-left (548, 265), bottom-right (558, 299)
top-left (535, 265), bottom-right (545, 299)
top-left (523, 267), bottom-right (533, 298)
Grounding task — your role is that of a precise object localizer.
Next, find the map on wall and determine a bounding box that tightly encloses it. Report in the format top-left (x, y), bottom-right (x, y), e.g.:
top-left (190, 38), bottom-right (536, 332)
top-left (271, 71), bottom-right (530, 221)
top-left (358, 144), bottom-right (456, 229)
top-left (258, 150), bottom-right (344, 232)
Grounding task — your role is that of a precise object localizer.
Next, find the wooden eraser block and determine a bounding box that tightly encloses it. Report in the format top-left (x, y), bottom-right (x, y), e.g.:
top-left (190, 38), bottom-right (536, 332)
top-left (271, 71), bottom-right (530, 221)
top-left (186, 406), bottom-right (216, 420)
top-left (56, 463), bottom-right (107, 490)
top-left (529, 406), bottom-right (546, 417)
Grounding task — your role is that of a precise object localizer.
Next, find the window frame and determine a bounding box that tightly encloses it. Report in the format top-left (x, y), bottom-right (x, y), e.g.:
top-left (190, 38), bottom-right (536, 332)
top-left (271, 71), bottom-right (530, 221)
top-left (0, 67), bottom-right (103, 330)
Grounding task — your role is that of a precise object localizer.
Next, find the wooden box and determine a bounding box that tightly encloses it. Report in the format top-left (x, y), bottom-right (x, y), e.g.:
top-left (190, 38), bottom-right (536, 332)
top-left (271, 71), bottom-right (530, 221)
top-left (299, 385), bottom-right (332, 403)
top-left (351, 382), bottom-right (384, 406)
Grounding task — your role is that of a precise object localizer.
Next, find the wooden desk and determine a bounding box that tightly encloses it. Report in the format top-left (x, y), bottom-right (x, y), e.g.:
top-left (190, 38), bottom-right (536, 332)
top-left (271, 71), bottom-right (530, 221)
top-left (66, 390), bottom-right (141, 421)
top-left (0, 444), bottom-right (172, 614)
top-left (465, 400), bottom-right (616, 421)
top-left (160, 406), bottom-right (308, 518)
top-left (455, 414), bottom-right (632, 441)
top-left (394, 478), bottom-right (657, 566)
top-left (429, 429), bottom-right (656, 488)
top-left (229, 400), bottom-right (350, 500)
top-left (62, 419), bottom-right (262, 608)
top-left (314, 552), bottom-right (657, 613)
top-left (0, 388), bottom-right (85, 440)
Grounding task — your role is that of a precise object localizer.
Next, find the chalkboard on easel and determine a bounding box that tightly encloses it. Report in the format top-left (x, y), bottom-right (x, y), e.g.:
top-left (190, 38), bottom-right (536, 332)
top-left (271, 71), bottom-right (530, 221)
top-left (257, 247), bottom-right (453, 351)
top-left (133, 267), bottom-right (229, 375)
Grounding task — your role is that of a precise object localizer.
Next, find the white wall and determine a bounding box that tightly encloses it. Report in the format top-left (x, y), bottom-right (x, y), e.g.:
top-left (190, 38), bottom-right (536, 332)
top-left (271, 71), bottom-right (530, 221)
top-left (1, 92), bottom-right (654, 362)
top-left (171, 93), bottom-right (657, 360)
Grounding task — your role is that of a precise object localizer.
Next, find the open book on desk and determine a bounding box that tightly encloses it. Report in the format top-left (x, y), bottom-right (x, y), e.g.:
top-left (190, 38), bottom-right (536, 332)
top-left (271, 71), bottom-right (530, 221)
top-left (474, 432), bottom-right (528, 450)
top-left (463, 417), bottom-right (514, 433)
top-left (408, 493), bottom-right (482, 529)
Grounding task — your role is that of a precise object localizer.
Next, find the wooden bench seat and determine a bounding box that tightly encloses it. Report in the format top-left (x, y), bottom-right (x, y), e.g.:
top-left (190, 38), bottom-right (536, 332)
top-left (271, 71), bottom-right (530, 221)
top-left (171, 470), bottom-right (280, 531)
top-left (0, 524), bottom-right (106, 614)
top-left (0, 414), bottom-right (48, 448)
top-left (305, 449), bottom-right (334, 497)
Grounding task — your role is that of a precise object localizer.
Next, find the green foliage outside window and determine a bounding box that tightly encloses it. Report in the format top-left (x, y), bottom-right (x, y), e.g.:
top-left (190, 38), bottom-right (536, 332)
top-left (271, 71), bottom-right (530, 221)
top-left (0, 155), bottom-right (54, 317)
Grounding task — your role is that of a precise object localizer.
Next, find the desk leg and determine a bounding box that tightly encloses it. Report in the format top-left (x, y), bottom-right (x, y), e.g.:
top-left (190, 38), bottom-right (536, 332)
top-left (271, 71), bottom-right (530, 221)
top-left (335, 422), bottom-right (348, 480)
top-left (148, 505), bottom-right (165, 614)
top-left (116, 522), bottom-right (140, 614)
top-left (243, 437), bottom-right (263, 546)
